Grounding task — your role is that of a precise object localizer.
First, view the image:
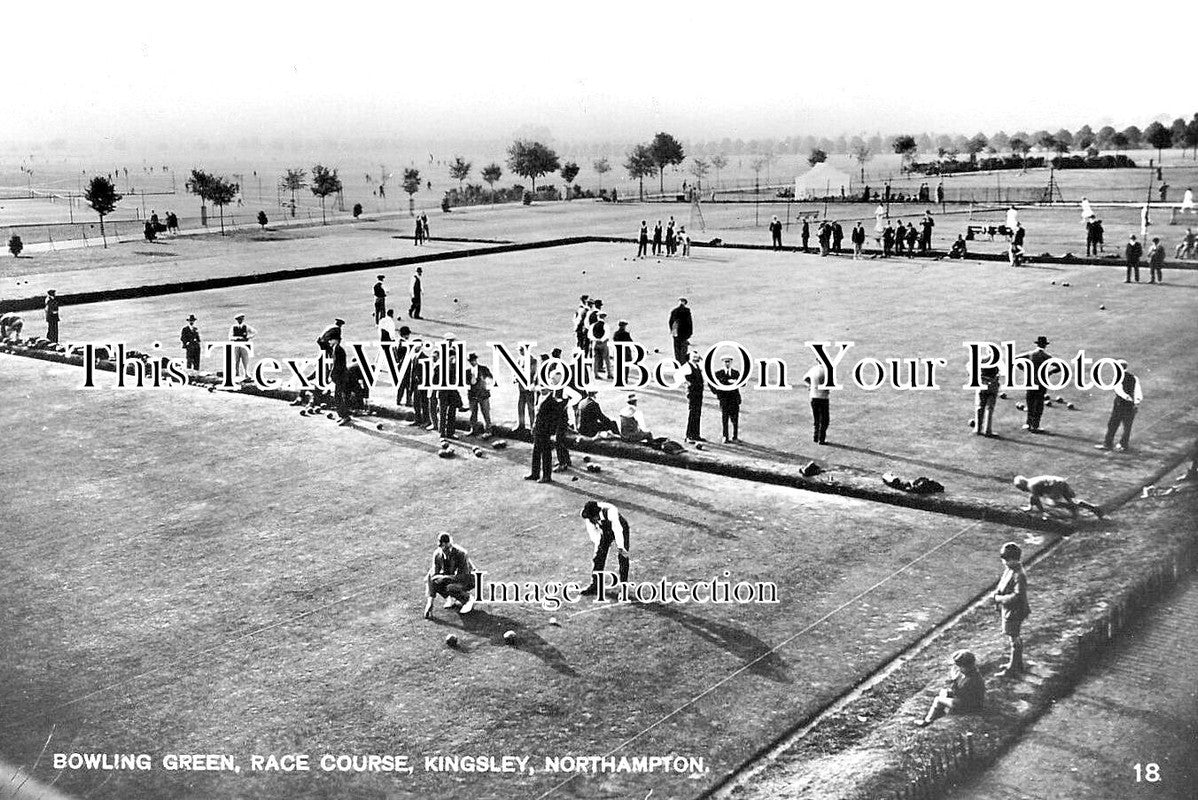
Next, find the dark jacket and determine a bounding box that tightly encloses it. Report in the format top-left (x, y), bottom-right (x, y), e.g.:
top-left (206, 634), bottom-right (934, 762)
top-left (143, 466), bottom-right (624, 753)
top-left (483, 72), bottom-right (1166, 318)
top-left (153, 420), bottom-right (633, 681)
top-left (668, 305), bottom-right (693, 340)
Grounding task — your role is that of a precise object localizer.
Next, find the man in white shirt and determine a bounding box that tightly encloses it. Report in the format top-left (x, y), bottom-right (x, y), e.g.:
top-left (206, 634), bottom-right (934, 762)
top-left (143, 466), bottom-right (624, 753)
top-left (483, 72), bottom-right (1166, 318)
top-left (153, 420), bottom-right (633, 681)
top-left (377, 309), bottom-right (397, 342)
top-left (228, 313), bottom-right (257, 382)
top-left (578, 500), bottom-right (631, 596)
top-left (802, 361), bottom-right (831, 444)
top-left (1096, 360), bottom-right (1142, 452)
top-left (1013, 475), bottom-right (1103, 520)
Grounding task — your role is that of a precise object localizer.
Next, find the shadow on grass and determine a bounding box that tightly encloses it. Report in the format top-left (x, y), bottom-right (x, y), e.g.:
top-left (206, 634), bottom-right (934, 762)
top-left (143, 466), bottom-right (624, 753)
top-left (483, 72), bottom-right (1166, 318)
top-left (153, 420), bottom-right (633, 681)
top-left (825, 441), bottom-right (1007, 484)
top-left (641, 603), bottom-right (791, 684)
top-left (551, 474), bottom-right (739, 541)
top-left (429, 609), bottom-right (577, 677)
top-left (407, 315), bottom-right (496, 333)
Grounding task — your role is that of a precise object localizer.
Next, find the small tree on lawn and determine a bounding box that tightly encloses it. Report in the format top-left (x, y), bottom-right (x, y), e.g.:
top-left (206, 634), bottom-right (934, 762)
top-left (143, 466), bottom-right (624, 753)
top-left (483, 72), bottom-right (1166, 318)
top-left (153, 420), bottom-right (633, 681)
top-left (402, 168), bottom-right (421, 216)
top-left (506, 140), bottom-right (560, 196)
top-left (560, 161), bottom-right (580, 199)
top-left (310, 164), bottom-right (342, 225)
top-left (8, 234), bottom-right (23, 257)
top-left (710, 154), bottom-right (728, 189)
top-left (1144, 121), bottom-right (1173, 164)
top-left (1009, 137), bottom-right (1031, 171)
top-left (892, 135), bottom-right (917, 173)
top-left (280, 167), bottom-right (307, 217)
top-left (624, 144), bottom-right (657, 201)
top-left (688, 157), bottom-right (710, 192)
top-left (592, 157), bottom-right (611, 192)
top-left (206, 174), bottom-right (240, 235)
top-left (185, 169), bottom-right (214, 222)
top-left (481, 163), bottom-right (502, 205)
top-left (851, 143), bottom-right (872, 181)
top-left (649, 131), bottom-right (685, 195)
top-left (84, 175), bottom-right (122, 248)
top-left (449, 156), bottom-right (472, 193)
top-left (257, 211), bottom-right (268, 229)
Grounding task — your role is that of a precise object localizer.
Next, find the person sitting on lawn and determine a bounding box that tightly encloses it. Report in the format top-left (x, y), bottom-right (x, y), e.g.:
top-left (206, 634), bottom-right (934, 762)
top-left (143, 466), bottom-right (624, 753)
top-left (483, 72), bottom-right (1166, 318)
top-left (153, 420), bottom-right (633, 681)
top-left (617, 394), bottom-right (653, 442)
top-left (577, 391), bottom-right (619, 438)
top-left (949, 235), bottom-right (968, 259)
top-left (1013, 474), bottom-right (1104, 519)
top-left (914, 649), bottom-right (985, 727)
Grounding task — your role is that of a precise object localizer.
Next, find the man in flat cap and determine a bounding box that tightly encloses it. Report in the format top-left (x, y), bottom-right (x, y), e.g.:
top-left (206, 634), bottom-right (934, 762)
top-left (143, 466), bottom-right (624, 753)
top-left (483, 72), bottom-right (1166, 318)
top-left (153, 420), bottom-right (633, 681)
top-left (424, 533), bottom-right (476, 617)
top-left (1096, 360), bottom-right (1142, 452)
top-left (993, 542), bottom-right (1030, 678)
top-left (44, 290), bottom-right (60, 343)
top-left (228, 313), bottom-right (256, 382)
top-left (372, 274), bottom-right (387, 323)
top-left (180, 315), bottom-right (201, 370)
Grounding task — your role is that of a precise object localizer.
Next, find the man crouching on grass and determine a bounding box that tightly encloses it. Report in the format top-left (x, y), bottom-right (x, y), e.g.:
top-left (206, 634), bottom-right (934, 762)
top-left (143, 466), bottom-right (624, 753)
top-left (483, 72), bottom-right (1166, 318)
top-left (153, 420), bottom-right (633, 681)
top-left (424, 533), bottom-right (476, 618)
top-left (1013, 474), bottom-right (1104, 520)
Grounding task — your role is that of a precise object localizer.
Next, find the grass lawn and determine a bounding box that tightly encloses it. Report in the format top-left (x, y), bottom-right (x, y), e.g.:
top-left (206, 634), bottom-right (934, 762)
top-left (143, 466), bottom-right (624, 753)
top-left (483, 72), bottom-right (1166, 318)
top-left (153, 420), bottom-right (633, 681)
top-left (48, 241), bottom-right (1198, 511)
top-left (0, 356), bottom-right (1046, 800)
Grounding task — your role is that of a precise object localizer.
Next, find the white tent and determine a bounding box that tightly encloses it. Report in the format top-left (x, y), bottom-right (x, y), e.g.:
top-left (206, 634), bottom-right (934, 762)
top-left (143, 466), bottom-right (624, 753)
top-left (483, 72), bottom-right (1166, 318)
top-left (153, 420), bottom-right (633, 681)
top-left (794, 163), bottom-right (852, 199)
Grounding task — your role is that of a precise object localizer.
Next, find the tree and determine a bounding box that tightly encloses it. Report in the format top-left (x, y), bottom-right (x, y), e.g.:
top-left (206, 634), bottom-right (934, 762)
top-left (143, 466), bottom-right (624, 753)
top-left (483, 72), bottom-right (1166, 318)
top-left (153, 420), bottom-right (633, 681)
top-left (710, 154), bottom-right (728, 189)
top-left (648, 132), bottom-right (685, 195)
top-left (185, 169), bottom-right (214, 222)
top-left (592, 157), bottom-right (611, 192)
top-left (1111, 132), bottom-right (1129, 153)
top-left (1009, 137), bottom-right (1031, 171)
top-left (1121, 125), bottom-right (1143, 148)
top-left (449, 156), bottom-right (472, 193)
top-left (850, 143), bottom-right (873, 181)
top-left (1144, 121), bottom-right (1173, 163)
top-left (280, 167), bottom-right (307, 217)
top-left (1184, 115), bottom-right (1198, 161)
top-left (1037, 133), bottom-right (1058, 153)
top-left (990, 131), bottom-right (1010, 153)
top-left (1170, 117), bottom-right (1188, 156)
top-left (402, 168), bottom-right (421, 216)
top-left (966, 133), bottom-right (989, 162)
top-left (8, 234), bottom-right (23, 257)
top-left (205, 174), bottom-right (240, 235)
top-left (892, 135), bottom-right (917, 172)
top-left (506, 140), bottom-right (560, 195)
top-left (807, 148), bottom-right (828, 167)
top-left (624, 144), bottom-right (657, 201)
top-left (560, 161), bottom-right (580, 199)
top-left (257, 211), bottom-right (268, 230)
top-left (688, 157), bottom-right (710, 192)
top-left (1096, 126), bottom-right (1117, 148)
top-left (1053, 128), bottom-right (1074, 151)
top-left (481, 162), bottom-right (502, 205)
top-left (84, 175), bottom-right (122, 248)
top-left (308, 165), bottom-right (341, 226)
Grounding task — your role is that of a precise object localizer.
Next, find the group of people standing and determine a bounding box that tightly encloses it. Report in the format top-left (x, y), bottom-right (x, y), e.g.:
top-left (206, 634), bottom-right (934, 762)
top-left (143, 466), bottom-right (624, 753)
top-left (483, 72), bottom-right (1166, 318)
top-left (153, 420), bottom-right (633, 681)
top-left (636, 217), bottom-right (691, 258)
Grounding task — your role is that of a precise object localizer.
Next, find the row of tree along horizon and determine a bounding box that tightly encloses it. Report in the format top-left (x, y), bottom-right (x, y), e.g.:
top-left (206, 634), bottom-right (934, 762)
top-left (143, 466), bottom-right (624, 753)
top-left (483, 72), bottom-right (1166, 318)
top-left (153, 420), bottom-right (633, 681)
top-left (74, 115), bottom-right (1198, 239)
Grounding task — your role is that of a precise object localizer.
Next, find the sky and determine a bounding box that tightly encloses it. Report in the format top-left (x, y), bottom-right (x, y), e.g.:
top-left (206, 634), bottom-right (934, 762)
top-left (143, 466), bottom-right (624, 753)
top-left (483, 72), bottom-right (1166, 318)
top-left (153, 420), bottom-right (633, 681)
top-left (3, 0), bottom-right (1193, 149)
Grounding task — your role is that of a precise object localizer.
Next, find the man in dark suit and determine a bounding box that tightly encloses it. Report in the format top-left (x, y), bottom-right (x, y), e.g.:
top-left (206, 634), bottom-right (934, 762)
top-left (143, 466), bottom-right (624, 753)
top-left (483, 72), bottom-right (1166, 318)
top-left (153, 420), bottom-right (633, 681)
top-left (683, 350), bottom-right (705, 442)
top-left (801, 219), bottom-right (810, 251)
top-left (328, 331), bottom-right (352, 426)
top-left (637, 222), bottom-right (649, 258)
top-left (44, 289), bottom-right (60, 343)
top-left (1016, 335), bottom-right (1059, 433)
top-left (372, 275), bottom-right (387, 323)
top-left (668, 298), bottom-right (693, 365)
top-left (525, 389), bottom-right (561, 483)
top-left (1124, 235), bottom-right (1143, 282)
top-left (713, 356), bottom-right (742, 443)
top-left (769, 215), bottom-right (783, 250)
top-left (180, 315), bottom-right (201, 370)
top-left (652, 221), bottom-right (663, 256)
top-left (409, 267), bottom-right (423, 318)
top-left (831, 220), bottom-right (844, 253)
